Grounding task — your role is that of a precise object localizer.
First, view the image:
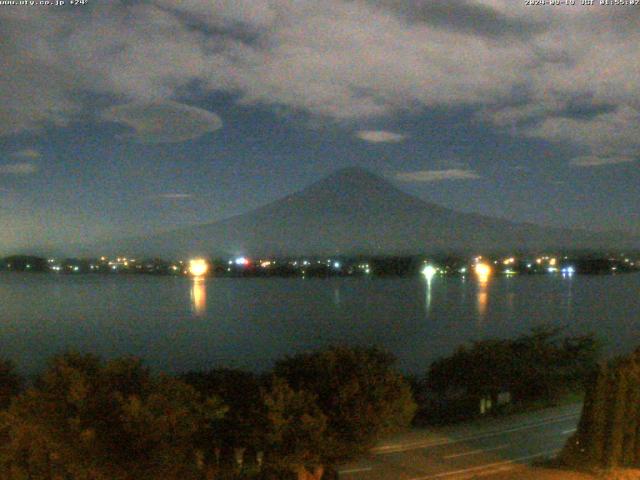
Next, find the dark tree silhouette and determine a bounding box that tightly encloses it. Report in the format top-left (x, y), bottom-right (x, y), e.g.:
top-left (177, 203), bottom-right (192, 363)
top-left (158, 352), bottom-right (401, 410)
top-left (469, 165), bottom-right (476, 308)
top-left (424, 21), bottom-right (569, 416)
top-left (562, 348), bottom-right (640, 469)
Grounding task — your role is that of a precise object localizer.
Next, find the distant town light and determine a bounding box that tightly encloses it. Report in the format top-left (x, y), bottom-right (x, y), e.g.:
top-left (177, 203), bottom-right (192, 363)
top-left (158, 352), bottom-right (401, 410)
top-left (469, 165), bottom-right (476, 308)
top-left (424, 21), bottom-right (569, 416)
top-left (235, 257), bottom-right (250, 266)
top-left (474, 263), bottom-right (492, 283)
top-left (422, 265), bottom-right (437, 281)
top-left (189, 258), bottom-right (209, 277)
top-left (333, 261), bottom-right (341, 269)
top-left (474, 263), bottom-right (491, 276)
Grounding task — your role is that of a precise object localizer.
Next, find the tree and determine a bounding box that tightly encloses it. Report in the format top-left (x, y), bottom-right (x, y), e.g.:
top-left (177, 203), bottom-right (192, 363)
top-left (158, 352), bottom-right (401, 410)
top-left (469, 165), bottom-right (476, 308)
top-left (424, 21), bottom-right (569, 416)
top-left (273, 346), bottom-right (416, 464)
top-left (425, 326), bottom-right (601, 420)
top-left (182, 368), bottom-right (267, 471)
top-left (562, 348), bottom-right (640, 469)
top-left (0, 352), bottom-right (226, 480)
top-left (262, 377), bottom-right (328, 480)
top-left (0, 360), bottom-right (22, 410)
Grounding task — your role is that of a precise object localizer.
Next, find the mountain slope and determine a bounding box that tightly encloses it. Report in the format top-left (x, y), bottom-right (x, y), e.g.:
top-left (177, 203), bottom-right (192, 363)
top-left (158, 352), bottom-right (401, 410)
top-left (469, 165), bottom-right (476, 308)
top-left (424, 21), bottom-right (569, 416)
top-left (96, 167), bottom-right (639, 257)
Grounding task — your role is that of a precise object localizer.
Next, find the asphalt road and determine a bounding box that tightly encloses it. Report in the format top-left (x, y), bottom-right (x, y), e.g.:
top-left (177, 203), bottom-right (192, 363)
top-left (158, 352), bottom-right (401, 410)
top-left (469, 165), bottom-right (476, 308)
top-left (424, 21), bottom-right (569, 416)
top-left (338, 403), bottom-right (582, 480)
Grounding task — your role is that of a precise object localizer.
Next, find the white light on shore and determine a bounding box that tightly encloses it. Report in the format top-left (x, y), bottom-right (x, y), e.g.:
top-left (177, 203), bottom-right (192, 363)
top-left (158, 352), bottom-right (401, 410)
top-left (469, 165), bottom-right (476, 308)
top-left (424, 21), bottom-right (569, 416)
top-left (422, 265), bottom-right (437, 281)
top-left (235, 257), bottom-right (249, 266)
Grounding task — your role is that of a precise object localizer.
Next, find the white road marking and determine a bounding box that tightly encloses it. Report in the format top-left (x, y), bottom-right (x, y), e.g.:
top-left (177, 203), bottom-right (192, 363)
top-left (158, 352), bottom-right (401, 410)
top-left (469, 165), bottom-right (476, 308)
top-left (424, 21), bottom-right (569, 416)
top-left (443, 444), bottom-right (508, 459)
top-left (373, 412), bottom-right (579, 454)
top-left (410, 449), bottom-right (559, 479)
top-left (338, 467), bottom-right (373, 475)
top-left (562, 428), bottom-right (577, 435)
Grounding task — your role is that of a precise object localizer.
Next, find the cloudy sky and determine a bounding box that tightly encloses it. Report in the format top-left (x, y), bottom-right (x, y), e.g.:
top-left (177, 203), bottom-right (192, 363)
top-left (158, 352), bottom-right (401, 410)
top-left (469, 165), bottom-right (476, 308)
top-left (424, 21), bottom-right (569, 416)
top-left (1, 0), bottom-right (639, 253)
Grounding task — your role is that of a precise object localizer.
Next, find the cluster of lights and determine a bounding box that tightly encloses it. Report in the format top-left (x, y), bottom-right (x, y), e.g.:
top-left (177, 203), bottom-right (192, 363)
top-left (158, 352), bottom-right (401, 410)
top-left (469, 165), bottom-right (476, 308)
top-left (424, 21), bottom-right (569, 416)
top-left (234, 257), bottom-right (250, 266)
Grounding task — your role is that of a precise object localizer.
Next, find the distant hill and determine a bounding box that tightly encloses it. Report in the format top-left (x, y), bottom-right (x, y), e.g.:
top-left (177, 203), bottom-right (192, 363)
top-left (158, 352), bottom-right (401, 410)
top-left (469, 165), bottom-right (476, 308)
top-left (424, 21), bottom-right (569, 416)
top-left (85, 167), bottom-right (640, 257)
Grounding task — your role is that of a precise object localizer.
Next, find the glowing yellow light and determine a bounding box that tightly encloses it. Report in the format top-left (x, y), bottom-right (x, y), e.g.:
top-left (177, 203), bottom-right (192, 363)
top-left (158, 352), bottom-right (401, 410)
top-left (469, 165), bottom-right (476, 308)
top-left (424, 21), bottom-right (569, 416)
top-left (475, 262), bottom-right (491, 276)
top-left (189, 258), bottom-right (209, 277)
top-left (549, 258), bottom-right (557, 266)
top-left (191, 278), bottom-right (207, 316)
top-left (477, 291), bottom-right (488, 317)
top-left (475, 262), bottom-right (492, 284)
top-left (503, 257), bottom-right (515, 265)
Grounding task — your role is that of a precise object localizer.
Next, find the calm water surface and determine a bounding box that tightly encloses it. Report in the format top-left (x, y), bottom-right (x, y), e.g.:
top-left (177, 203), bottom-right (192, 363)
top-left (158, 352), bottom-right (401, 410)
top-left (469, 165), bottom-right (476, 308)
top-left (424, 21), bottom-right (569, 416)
top-left (1, 272), bottom-right (639, 374)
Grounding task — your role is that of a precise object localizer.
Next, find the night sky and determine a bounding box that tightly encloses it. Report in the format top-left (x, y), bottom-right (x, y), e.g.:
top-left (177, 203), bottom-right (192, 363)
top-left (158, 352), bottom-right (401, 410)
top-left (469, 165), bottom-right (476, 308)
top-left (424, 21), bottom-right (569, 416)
top-left (1, 1), bottom-right (639, 254)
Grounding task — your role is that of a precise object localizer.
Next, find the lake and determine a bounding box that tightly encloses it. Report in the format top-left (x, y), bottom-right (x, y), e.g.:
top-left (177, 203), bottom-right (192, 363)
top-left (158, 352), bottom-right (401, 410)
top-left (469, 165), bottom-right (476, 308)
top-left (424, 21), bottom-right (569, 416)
top-left (1, 272), bottom-right (639, 375)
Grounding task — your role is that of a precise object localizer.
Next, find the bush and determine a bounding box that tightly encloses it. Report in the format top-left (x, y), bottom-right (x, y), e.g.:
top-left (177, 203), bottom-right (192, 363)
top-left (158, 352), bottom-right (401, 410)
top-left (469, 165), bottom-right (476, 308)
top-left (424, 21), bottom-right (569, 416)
top-left (419, 327), bottom-right (601, 423)
top-left (0, 353), bottom-right (226, 480)
top-left (273, 346), bottom-right (416, 463)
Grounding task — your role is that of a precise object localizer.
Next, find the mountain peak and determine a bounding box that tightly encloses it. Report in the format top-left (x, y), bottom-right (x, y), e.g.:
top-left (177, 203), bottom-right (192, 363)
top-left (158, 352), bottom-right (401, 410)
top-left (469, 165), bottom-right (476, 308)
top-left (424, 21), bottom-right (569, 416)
top-left (95, 167), bottom-right (640, 257)
top-left (308, 167), bottom-right (397, 197)
top-left (324, 166), bottom-right (386, 183)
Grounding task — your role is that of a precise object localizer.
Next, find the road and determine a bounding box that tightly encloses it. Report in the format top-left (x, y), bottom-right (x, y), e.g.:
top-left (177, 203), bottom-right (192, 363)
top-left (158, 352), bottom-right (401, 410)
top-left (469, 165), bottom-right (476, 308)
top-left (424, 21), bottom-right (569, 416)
top-left (338, 403), bottom-right (582, 480)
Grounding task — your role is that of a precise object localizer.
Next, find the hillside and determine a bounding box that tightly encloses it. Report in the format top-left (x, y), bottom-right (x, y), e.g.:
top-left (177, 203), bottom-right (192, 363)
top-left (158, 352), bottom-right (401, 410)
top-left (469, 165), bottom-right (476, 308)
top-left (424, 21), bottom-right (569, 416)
top-left (87, 167), bottom-right (640, 257)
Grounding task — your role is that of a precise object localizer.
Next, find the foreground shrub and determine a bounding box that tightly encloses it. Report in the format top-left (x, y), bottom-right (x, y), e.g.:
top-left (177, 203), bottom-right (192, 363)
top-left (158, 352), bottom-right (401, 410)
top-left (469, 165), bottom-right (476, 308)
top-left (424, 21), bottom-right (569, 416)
top-left (420, 326), bottom-right (601, 422)
top-left (272, 347), bottom-right (416, 468)
top-left (0, 360), bottom-right (22, 410)
top-left (0, 353), bottom-right (226, 480)
top-left (0, 347), bottom-right (415, 480)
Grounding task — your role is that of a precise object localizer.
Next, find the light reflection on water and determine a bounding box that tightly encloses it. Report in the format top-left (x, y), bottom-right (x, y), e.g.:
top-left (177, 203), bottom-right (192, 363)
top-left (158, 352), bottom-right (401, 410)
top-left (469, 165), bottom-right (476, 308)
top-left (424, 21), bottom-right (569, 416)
top-left (190, 278), bottom-right (207, 316)
top-left (476, 276), bottom-right (490, 322)
top-left (424, 277), bottom-right (433, 316)
top-left (0, 272), bottom-right (637, 375)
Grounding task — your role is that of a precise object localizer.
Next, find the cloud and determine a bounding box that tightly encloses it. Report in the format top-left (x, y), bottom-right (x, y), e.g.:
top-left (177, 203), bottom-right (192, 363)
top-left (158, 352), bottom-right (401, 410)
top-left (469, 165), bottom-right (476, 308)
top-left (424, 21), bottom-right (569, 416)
top-left (102, 101), bottom-right (223, 143)
top-left (153, 193), bottom-right (193, 199)
top-left (12, 149), bottom-right (41, 159)
top-left (1, 0), bottom-right (639, 160)
top-left (355, 130), bottom-right (406, 143)
top-left (570, 156), bottom-right (635, 168)
top-left (0, 163), bottom-right (38, 175)
top-left (396, 169), bottom-right (481, 182)
top-left (373, 0), bottom-right (547, 40)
